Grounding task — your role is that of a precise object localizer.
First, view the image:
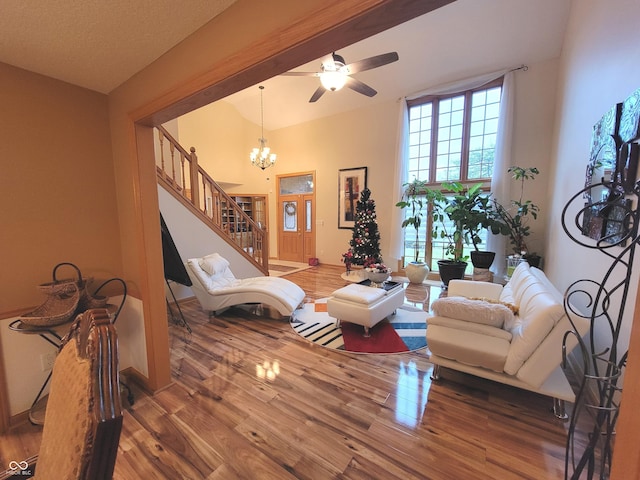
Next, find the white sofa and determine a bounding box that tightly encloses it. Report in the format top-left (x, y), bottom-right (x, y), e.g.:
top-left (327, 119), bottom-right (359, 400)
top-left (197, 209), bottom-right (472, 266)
top-left (185, 253), bottom-right (305, 317)
top-left (426, 261), bottom-right (589, 418)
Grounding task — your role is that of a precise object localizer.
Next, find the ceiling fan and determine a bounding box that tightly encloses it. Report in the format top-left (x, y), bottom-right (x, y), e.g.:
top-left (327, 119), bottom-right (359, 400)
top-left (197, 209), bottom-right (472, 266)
top-left (281, 51), bottom-right (399, 102)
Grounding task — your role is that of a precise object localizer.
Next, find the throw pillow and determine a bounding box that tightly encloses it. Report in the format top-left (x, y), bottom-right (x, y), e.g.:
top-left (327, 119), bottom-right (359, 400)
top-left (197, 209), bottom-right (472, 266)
top-left (431, 296), bottom-right (515, 328)
top-left (469, 296), bottom-right (519, 315)
top-left (199, 253), bottom-right (230, 276)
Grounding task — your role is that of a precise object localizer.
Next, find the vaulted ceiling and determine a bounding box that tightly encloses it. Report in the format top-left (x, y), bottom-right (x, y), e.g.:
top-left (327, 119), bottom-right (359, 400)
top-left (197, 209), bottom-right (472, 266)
top-left (0, 0), bottom-right (571, 130)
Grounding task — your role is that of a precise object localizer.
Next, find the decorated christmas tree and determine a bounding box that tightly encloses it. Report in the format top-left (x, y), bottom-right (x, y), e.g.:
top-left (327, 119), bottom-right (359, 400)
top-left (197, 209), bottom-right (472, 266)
top-left (348, 187), bottom-right (383, 265)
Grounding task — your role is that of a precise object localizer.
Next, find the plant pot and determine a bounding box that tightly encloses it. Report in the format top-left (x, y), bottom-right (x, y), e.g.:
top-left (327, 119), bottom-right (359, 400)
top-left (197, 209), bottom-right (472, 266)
top-left (437, 260), bottom-right (467, 287)
top-left (523, 253), bottom-right (542, 268)
top-left (405, 261), bottom-right (429, 284)
top-left (470, 251), bottom-right (496, 269)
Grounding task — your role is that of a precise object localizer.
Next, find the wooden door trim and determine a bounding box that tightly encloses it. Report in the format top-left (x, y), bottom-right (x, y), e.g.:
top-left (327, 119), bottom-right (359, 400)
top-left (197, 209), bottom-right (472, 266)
top-left (276, 172), bottom-right (316, 262)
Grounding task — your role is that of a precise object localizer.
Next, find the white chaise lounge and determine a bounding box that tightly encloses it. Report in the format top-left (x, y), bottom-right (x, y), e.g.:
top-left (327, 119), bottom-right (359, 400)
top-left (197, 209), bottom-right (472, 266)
top-left (186, 253), bottom-right (305, 317)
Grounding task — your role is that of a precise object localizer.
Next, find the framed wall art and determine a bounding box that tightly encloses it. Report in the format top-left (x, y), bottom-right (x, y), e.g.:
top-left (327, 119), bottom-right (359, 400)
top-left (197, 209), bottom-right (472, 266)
top-left (338, 167), bottom-right (367, 229)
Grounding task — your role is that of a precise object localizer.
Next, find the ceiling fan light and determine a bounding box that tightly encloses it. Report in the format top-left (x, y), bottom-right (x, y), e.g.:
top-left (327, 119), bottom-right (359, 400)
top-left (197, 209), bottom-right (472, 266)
top-left (320, 71), bottom-right (346, 91)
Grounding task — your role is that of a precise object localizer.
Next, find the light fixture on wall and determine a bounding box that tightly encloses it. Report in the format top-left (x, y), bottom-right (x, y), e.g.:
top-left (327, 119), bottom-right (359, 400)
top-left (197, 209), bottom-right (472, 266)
top-left (250, 85), bottom-right (276, 170)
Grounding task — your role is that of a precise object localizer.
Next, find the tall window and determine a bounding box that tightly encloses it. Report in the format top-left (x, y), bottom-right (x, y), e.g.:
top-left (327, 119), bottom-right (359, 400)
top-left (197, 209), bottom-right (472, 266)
top-left (403, 78), bottom-right (503, 270)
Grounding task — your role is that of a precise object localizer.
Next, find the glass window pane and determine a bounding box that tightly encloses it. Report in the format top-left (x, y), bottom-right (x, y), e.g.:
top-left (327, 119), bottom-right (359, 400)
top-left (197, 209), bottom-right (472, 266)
top-left (485, 118), bottom-right (499, 135)
top-left (419, 143), bottom-right (431, 157)
top-left (438, 126), bottom-right (450, 140)
top-left (438, 140), bottom-right (449, 154)
top-left (469, 135), bottom-right (483, 151)
top-left (486, 103), bottom-right (500, 119)
top-left (451, 95), bottom-right (465, 110)
top-left (419, 131), bottom-right (431, 144)
top-left (470, 121), bottom-right (484, 136)
top-left (471, 105), bottom-right (485, 121)
top-left (451, 110), bottom-right (464, 125)
top-left (486, 87), bottom-right (502, 103)
top-left (305, 200), bottom-right (312, 232)
top-left (472, 90), bottom-right (486, 104)
top-left (283, 201), bottom-right (297, 231)
top-left (450, 124), bottom-right (463, 140)
top-left (280, 175), bottom-right (313, 195)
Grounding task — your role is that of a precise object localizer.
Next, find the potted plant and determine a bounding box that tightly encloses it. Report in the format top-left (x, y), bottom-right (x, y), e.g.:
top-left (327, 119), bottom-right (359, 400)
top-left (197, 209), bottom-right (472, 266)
top-left (444, 182), bottom-right (508, 269)
top-left (396, 179), bottom-right (430, 284)
top-left (492, 166), bottom-right (541, 267)
top-left (427, 181), bottom-right (507, 284)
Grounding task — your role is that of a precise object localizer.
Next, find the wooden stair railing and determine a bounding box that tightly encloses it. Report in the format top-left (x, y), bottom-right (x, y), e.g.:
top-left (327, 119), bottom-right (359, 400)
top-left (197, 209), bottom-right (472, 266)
top-left (155, 125), bottom-right (269, 274)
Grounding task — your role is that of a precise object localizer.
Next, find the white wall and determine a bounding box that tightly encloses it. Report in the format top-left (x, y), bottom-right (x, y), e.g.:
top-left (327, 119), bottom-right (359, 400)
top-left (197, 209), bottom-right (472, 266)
top-left (545, 0), bottom-right (640, 363)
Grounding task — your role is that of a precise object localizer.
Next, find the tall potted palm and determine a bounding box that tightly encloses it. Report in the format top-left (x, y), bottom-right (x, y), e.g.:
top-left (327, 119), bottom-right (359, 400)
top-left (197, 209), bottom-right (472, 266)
top-left (493, 166), bottom-right (541, 267)
top-left (396, 179), bottom-right (430, 283)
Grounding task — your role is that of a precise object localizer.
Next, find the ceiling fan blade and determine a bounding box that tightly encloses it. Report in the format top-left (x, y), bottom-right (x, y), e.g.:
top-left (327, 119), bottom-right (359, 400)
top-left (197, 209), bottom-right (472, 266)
top-left (344, 77), bottom-right (377, 97)
top-left (345, 52), bottom-right (399, 74)
top-left (281, 71), bottom-right (320, 77)
top-left (309, 85), bottom-right (327, 102)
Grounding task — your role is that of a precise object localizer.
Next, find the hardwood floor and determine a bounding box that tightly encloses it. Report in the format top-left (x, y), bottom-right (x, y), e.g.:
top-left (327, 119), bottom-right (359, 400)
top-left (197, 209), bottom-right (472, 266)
top-left (1, 264), bottom-right (584, 479)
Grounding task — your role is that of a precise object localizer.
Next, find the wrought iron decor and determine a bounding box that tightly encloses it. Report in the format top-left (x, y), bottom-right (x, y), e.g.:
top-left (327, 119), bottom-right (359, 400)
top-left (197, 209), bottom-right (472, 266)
top-left (562, 87), bottom-right (640, 479)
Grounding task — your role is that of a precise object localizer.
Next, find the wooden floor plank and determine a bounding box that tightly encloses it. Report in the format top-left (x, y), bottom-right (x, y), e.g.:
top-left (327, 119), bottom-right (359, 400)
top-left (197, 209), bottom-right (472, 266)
top-left (0, 264), bottom-right (588, 479)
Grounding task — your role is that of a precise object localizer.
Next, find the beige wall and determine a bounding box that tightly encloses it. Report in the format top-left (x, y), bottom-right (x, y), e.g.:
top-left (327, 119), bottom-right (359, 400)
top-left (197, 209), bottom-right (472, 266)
top-left (0, 62), bottom-right (124, 415)
top-left (0, 63), bottom-right (121, 313)
top-left (545, 0), bottom-right (640, 361)
top-left (545, 1), bottom-right (640, 474)
top-left (106, 0), bottom-right (421, 392)
top-left (0, 0), bottom-right (438, 419)
top-left (175, 58), bottom-right (560, 268)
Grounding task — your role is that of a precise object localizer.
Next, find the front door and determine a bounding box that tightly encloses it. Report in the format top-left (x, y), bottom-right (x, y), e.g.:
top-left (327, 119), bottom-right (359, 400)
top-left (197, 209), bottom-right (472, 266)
top-left (277, 172), bottom-right (315, 262)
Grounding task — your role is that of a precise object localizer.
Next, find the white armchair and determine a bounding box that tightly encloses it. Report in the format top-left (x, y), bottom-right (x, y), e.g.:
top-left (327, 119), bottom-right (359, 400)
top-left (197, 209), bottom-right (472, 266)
top-left (426, 262), bottom-right (590, 418)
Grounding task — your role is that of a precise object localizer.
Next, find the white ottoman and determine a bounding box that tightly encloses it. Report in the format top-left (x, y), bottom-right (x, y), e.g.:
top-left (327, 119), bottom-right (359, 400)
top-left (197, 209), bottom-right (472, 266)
top-left (327, 283), bottom-right (405, 337)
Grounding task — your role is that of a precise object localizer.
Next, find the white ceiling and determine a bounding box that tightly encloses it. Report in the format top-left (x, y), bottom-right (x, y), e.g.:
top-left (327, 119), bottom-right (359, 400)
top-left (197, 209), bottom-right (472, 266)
top-left (228, 0), bottom-right (571, 130)
top-left (0, 0), bottom-right (571, 130)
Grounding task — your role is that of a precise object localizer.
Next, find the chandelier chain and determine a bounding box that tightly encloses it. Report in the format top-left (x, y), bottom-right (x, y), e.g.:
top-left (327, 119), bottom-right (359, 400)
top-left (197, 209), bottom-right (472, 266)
top-left (250, 85), bottom-right (276, 170)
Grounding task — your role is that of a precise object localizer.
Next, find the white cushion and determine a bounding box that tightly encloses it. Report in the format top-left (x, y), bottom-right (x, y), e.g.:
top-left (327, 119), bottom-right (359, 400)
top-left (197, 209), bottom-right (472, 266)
top-left (428, 316), bottom-right (513, 342)
top-left (187, 257), bottom-right (236, 291)
top-left (503, 289), bottom-right (565, 375)
top-left (331, 284), bottom-right (386, 305)
top-left (199, 253), bottom-right (230, 276)
top-left (431, 296), bottom-right (514, 328)
top-left (447, 279), bottom-right (503, 300)
top-left (427, 324), bottom-right (510, 372)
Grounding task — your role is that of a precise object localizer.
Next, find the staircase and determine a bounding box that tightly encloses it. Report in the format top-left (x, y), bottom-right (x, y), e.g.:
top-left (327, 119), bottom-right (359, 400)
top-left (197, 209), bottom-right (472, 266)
top-left (155, 125), bottom-right (269, 275)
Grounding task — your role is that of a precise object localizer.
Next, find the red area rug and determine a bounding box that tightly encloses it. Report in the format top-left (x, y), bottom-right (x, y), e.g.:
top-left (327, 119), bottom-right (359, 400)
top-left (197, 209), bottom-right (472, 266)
top-left (340, 320), bottom-right (409, 353)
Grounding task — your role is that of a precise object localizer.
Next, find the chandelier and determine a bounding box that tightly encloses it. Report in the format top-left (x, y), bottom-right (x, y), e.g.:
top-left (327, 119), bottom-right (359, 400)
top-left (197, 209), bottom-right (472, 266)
top-left (250, 85), bottom-right (276, 170)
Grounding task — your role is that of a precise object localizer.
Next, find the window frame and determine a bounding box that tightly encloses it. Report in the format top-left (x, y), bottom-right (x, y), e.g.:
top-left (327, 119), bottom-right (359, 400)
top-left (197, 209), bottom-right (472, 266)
top-left (406, 77), bottom-right (503, 187)
top-left (403, 77), bottom-right (504, 269)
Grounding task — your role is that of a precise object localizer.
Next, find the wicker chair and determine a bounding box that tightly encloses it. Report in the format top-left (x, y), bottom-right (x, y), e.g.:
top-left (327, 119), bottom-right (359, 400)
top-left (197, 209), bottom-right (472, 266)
top-left (1, 309), bottom-right (123, 479)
